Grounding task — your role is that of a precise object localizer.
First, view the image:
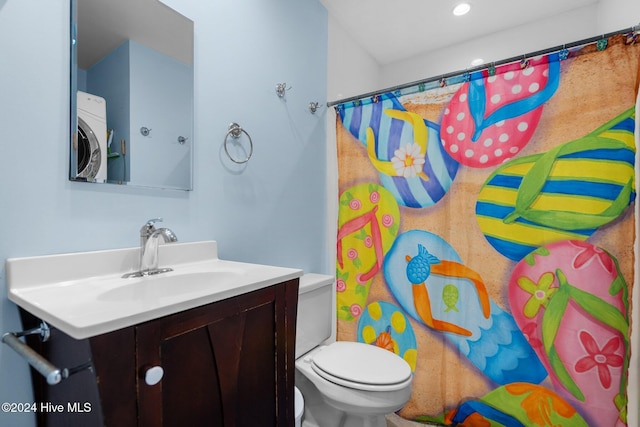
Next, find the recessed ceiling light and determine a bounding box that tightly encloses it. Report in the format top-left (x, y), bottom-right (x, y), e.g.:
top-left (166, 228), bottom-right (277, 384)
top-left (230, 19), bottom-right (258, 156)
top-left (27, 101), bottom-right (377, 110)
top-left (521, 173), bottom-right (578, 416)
top-left (453, 3), bottom-right (471, 16)
top-left (470, 58), bottom-right (484, 66)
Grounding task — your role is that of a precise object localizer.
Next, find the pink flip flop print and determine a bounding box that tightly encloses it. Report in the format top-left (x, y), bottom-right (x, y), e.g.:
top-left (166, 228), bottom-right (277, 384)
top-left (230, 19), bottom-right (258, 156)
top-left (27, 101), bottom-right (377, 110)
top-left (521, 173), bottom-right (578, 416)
top-left (508, 240), bottom-right (630, 426)
top-left (441, 54), bottom-right (560, 168)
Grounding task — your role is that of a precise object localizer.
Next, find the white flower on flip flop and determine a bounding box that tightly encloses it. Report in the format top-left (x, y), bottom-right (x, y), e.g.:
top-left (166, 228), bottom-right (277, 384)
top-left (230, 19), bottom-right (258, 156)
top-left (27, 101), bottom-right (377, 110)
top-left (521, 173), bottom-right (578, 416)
top-left (391, 143), bottom-right (426, 178)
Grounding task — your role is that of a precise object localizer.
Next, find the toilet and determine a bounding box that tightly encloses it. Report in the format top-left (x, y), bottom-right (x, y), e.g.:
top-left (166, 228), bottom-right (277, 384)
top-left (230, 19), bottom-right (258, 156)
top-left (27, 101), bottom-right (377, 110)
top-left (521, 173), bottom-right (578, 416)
top-left (295, 274), bottom-right (413, 427)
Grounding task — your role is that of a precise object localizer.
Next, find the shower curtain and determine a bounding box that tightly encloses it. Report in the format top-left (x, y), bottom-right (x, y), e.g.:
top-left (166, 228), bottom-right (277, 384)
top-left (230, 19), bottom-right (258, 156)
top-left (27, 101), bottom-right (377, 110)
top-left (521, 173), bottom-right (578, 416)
top-left (335, 34), bottom-right (639, 426)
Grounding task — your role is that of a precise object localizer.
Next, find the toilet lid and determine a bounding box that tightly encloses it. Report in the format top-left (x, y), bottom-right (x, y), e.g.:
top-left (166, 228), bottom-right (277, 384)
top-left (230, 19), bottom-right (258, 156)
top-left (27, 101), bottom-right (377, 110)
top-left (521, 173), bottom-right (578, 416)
top-left (310, 341), bottom-right (412, 391)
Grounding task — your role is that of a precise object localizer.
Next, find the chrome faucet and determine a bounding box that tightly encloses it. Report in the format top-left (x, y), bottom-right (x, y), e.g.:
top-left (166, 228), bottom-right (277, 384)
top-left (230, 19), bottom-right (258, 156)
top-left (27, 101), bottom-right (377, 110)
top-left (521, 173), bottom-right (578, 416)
top-left (123, 218), bottom-right (178, 278)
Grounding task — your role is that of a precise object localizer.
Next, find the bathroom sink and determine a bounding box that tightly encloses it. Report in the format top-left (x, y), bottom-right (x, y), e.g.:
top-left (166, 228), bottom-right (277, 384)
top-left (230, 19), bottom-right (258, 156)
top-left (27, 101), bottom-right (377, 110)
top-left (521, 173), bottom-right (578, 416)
top-left (6, 241), bottom-right (302, 339)
top-left (99, 269), bottom-right (246, 302)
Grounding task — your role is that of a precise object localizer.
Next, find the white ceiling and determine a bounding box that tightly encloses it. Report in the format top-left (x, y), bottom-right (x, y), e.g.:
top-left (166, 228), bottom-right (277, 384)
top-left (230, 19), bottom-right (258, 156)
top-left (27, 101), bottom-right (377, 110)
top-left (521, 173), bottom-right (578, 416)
top-left (77, 0), bottom-right (601, 71)
top-left (319, 0), bottom-right (599, 65)
top-left (76, 0), bottom-right (193, 70)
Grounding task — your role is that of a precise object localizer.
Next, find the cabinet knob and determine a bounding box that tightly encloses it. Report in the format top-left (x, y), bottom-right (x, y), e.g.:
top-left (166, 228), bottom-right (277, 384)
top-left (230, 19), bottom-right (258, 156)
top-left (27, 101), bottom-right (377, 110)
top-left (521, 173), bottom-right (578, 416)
top-left (144, 366), bottom-right (164, 386)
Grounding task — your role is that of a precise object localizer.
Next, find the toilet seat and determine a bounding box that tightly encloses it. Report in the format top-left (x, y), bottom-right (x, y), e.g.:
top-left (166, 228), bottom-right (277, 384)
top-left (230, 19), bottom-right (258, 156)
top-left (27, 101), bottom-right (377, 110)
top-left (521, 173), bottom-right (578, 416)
top-left (310, 341), bottom-right (412, 392)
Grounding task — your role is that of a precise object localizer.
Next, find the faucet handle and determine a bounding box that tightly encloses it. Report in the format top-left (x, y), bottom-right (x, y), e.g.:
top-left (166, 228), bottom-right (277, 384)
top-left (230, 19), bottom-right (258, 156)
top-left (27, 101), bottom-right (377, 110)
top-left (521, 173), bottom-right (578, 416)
top-left (141, 218), bottom-right (163, 236)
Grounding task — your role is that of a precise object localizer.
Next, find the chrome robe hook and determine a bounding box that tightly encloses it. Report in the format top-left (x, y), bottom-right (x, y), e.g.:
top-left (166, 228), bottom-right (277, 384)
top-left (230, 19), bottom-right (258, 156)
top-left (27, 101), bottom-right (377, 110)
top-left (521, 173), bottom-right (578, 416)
top-left (309, 102), bottom-right (322, 114)
top-left (276, 83), bottom-right (292, 98)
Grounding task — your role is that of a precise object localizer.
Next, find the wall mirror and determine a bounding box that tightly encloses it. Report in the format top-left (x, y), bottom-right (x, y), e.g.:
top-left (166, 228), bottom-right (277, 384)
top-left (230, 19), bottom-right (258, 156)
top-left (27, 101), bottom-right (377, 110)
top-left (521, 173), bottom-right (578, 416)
top-left (70, 0), bottom-right (194, 190)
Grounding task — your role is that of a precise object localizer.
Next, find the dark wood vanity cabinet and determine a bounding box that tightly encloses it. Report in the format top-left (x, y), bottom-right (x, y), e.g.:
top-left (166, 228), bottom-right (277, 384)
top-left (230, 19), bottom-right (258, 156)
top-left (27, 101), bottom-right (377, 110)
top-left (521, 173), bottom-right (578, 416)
top-left (20, 278), bottom-right (299, 427)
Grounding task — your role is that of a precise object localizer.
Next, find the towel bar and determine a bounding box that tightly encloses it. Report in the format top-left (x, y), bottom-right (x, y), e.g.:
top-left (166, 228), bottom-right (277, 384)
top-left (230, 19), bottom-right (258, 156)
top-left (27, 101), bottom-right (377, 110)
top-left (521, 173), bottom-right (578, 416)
top-left (2, 321), bottom-right (91, 385)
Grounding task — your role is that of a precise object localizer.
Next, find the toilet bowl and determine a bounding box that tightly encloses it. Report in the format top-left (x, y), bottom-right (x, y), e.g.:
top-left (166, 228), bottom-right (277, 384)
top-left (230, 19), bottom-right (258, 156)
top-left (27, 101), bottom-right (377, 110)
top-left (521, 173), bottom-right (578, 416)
top-left (295, 275), bottom-right (413, 427)
top-left (296, 342), bottom-right (413, 427)
top-left (294, 386), bottom-right (304, 427)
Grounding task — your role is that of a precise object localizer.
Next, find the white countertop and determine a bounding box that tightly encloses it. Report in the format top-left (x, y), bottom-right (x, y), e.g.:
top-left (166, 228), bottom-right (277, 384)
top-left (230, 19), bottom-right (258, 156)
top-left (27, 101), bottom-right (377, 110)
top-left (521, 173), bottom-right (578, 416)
top-left (6, 241), bottom-right (302, 339)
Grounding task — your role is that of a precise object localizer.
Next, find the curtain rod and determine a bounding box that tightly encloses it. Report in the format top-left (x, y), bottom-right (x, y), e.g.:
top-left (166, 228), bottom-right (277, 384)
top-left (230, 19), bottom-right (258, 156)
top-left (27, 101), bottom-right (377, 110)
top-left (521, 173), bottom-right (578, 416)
top-left (327, 24), bottom-right (639, 108)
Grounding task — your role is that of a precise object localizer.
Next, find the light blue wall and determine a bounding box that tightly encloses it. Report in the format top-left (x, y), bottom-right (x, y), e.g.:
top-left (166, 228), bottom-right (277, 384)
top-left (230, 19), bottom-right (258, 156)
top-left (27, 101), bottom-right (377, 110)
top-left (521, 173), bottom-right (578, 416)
top-left (0, 1), bottom-right (328, 426)
top-left (128, 40), bottom-right (193, 189)
top-left (87, 40), bottom-right (131, 182)
top-left (77, 68), bottom-right (87, 92)
top-left (88, 39), bottom-right (194, 187)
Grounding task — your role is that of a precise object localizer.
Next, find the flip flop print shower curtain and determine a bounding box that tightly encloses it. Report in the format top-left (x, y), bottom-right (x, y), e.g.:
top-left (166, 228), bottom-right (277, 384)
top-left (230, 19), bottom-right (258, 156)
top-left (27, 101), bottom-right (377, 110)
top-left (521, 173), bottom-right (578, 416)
top-left (335, 34), bottom-right (639, 426)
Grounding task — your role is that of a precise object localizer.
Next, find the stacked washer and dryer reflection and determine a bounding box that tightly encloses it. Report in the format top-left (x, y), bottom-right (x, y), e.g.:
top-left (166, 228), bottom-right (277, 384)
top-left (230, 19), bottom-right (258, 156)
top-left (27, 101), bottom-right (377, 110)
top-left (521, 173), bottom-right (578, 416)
top-left (76, 91), bottom-right (107, 182)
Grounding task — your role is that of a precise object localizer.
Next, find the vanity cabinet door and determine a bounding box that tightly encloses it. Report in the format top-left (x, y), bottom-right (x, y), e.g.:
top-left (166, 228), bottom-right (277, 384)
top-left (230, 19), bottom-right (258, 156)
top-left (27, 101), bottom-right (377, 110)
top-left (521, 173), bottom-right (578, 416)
top-left (136, 280), bottom-right (298, 427)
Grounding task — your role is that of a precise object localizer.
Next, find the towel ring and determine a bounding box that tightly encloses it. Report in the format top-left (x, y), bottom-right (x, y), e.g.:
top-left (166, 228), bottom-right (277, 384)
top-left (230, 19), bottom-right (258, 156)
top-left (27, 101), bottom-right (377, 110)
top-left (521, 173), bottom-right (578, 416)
top-left (224, 123), bottom-right (253, 164)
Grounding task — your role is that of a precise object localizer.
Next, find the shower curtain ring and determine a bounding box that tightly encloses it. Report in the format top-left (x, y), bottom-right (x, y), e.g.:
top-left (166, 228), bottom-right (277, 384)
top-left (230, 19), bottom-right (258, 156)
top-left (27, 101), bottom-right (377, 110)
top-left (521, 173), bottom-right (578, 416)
top-left (559, 45), bottom-right (569, 60)
top-left (597, 36), bottom-right (608, 51)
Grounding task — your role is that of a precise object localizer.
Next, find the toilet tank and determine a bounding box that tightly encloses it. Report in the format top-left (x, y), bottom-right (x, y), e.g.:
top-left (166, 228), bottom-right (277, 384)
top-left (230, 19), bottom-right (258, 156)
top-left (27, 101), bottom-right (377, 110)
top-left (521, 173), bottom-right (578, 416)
top-left (295, 274), bottom-right (334, 358)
